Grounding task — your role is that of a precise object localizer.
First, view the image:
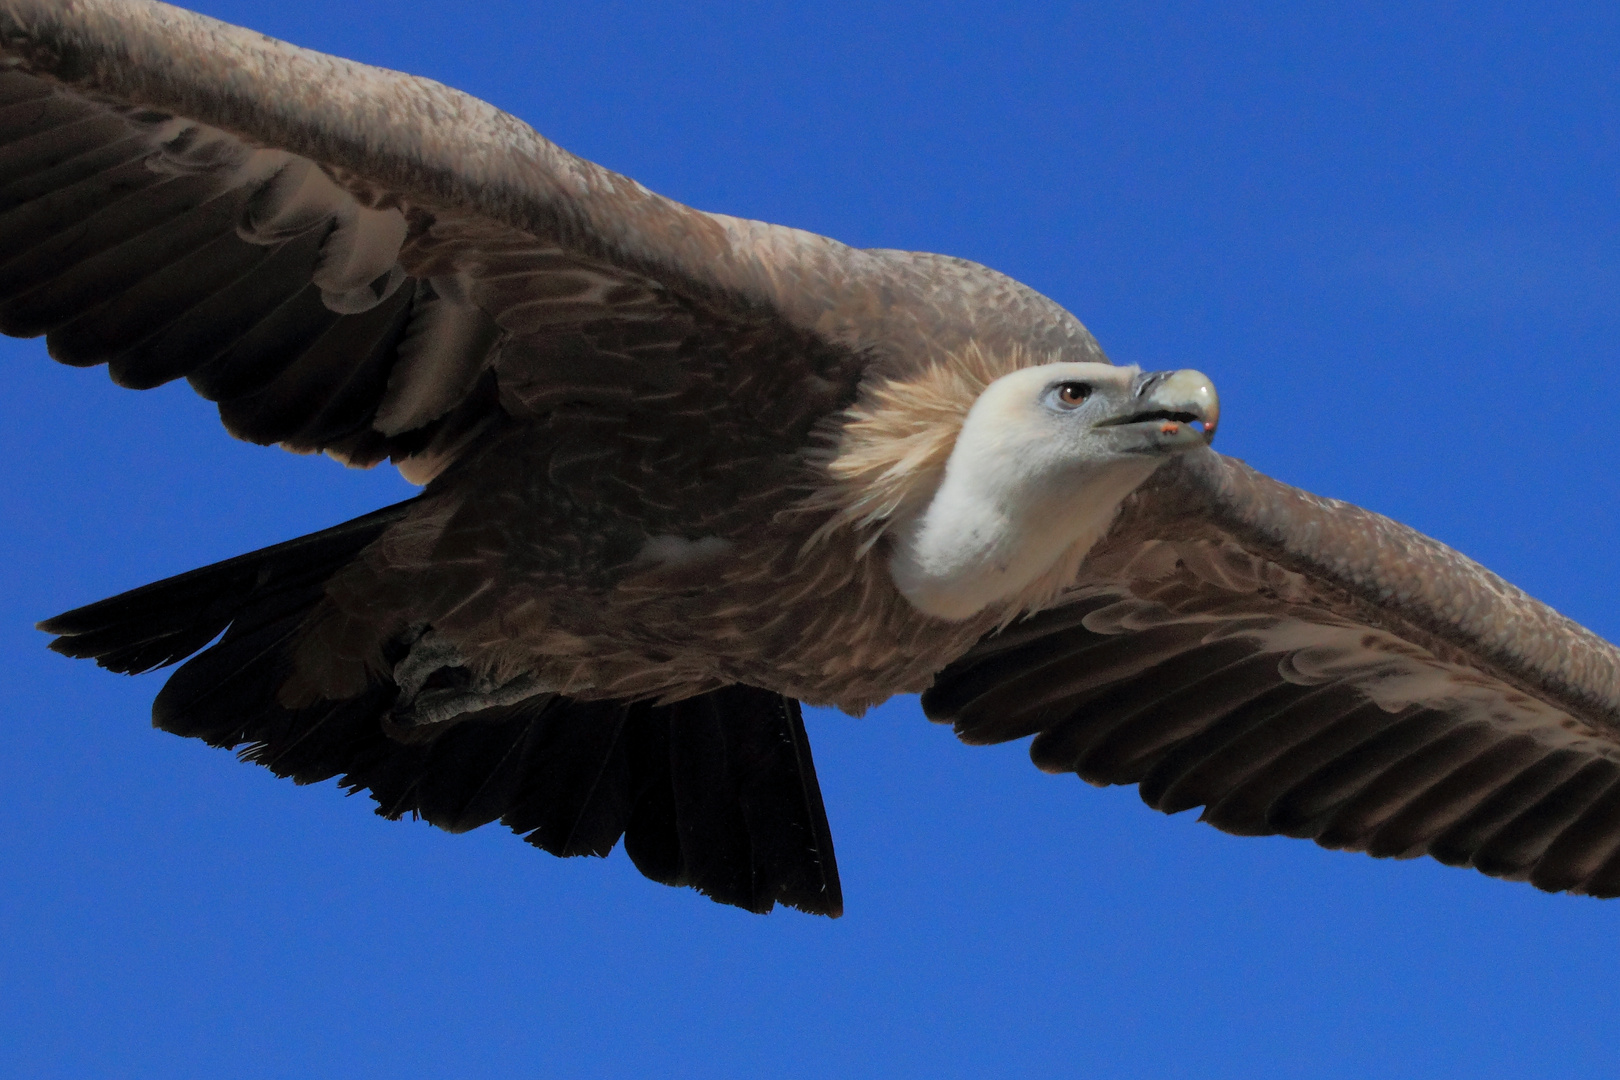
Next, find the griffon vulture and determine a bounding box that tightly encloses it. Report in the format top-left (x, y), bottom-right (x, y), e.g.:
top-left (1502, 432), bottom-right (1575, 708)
top-left (8, 0), bottom-right (1620, 918)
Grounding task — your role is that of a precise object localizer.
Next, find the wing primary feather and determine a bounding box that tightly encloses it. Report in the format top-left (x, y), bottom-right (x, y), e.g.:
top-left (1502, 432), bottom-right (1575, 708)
top-left (0, 118), bottom-right (149, 206)
top-left (1364, 736), bottom-right (1545, 858)
top-left (47, 230), bottom-right (274, 379)
top-left (1069, 646), bottom-right (1289, 784)
top-left (1201, 700), bottom-right (1411, 837)
top-left (1528, 778), bottom-right (1620, 893)
top-left (1025, 639), bottom-right (1255, 776)
top-left (100, 227), bottom-right (330, 390)
top-left (1424, 749), bottom-right (1590, 869)
top-left (1470, 759), bottom-right (1620, 879)
top-left (1135, 681), bottom-right (1331, 812)
top-left (945, 621), bottom-right (1218, 747)
top-left (0, 166), bottom-right (224, 320)
top-left (0, 91), bottom-right (104, 148)
top-left (179, 269), bottom-right (337, 399)
top-left (1311, 722), bottom-right (1499, 850)
top-left (1262, 709), bottom-right (1457, 838)
top-left (223, 278), bottom-right (414, 450)
top-left (2, 178), bottom-right (251, 340)
top-left (1150, 683), bottom-right (1368, 818)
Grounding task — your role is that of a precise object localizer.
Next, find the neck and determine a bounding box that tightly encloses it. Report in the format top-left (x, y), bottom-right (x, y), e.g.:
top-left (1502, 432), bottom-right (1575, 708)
top-left (887, 453), bottom-right (1158, 621)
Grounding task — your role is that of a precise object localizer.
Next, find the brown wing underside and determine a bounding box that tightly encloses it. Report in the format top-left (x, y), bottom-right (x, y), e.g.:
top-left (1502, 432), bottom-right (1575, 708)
top-left (925, 453), bottom-right (1620, 897)
top-left (0, 65), bottom-right (723, 479)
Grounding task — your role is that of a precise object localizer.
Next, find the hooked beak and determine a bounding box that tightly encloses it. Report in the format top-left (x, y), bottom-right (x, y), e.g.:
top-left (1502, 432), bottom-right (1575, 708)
top-left (1095, 368), bottom-right (1220, 449)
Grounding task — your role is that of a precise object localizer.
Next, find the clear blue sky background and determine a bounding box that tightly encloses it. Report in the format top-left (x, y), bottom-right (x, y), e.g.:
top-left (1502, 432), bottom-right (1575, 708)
top-left (3, 1), bottom-right (1619, 1076)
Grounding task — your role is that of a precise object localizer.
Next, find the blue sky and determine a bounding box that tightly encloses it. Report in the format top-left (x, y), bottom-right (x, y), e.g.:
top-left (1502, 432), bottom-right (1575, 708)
top-left (4, 1), bottom-right (1620, 1076)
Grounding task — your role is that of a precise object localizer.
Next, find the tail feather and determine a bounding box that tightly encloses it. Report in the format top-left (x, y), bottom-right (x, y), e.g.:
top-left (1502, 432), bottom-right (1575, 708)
top-left (38, 500), bottom-right (843, 917)
top-left (39, 499), bottom-right (414, 674)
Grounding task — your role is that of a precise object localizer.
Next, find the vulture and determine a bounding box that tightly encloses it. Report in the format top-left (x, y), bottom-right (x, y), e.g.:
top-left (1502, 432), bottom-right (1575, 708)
top-left (9, 0), bottom-right (1620, 919)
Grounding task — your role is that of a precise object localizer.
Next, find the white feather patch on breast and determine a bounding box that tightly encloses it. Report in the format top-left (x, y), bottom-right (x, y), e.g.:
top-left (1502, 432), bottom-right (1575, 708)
top-left (891, 456), bottom-right (1157, 621)
top-left (636, 534), bottom-right (735, 567)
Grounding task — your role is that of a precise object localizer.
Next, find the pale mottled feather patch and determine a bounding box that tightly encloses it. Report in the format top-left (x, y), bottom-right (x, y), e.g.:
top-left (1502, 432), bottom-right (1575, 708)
top-left (799, 340), bottom-right (1051, 552)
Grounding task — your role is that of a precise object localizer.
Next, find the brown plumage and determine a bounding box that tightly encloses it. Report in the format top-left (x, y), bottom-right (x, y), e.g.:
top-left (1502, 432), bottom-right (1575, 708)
top-left (11, 0), bottom-right (1620, 915)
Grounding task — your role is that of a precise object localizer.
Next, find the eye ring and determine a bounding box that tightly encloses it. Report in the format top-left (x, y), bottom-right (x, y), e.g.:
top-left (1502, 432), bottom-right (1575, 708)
top-left (1054, 382), bottom-right (1092, 407)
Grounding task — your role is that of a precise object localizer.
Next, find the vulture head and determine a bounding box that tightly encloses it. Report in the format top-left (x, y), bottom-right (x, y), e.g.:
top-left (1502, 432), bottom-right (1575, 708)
top-left (889, 363), bottom-right (1220, 621)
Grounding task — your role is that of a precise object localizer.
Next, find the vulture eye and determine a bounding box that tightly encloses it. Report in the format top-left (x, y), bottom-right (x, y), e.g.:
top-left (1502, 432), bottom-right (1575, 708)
top-left (1053, 382), bottom-right (1092, 408)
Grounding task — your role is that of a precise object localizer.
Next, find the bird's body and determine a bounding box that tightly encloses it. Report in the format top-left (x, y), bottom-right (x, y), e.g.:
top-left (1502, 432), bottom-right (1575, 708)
top-left (11, 0), bottom-right (1620, 915)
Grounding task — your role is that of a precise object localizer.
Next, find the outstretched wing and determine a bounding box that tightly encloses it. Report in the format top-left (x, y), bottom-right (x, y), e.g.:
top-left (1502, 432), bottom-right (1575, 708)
top-left (925, 449), bottom-right (1620, 896)
top-left (0, 0), bottom-right (1101, 485)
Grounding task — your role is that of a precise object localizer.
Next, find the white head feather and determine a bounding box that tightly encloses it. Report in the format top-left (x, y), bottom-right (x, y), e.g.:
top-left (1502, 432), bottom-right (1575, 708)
top-left (888, 362), bottom-right (1215, 621)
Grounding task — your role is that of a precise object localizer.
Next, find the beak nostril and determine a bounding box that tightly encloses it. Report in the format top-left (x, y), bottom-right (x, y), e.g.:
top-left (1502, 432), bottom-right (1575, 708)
top-left (1102, 369), bottom-right (1219, 445)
